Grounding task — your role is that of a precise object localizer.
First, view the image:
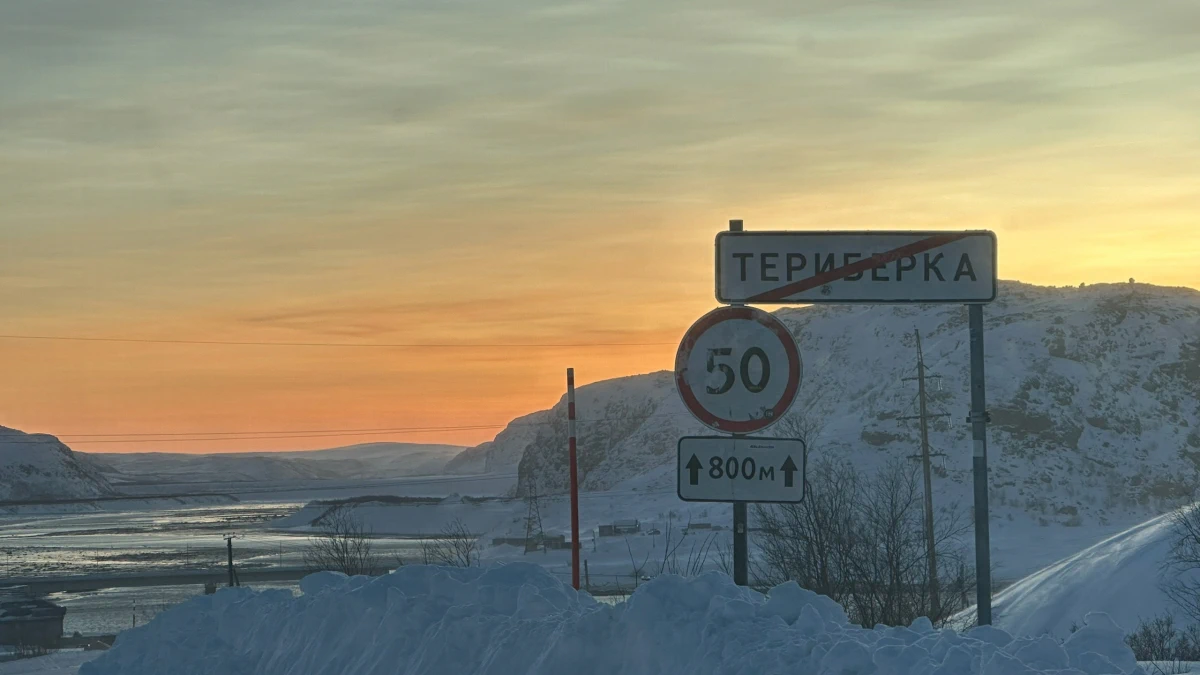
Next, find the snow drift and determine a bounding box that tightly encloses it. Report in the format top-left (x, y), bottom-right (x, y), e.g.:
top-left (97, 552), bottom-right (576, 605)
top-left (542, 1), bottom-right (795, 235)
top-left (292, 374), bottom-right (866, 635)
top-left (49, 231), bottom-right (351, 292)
top-left (959, 508), bottom-right (1200, 638)
top-left (82, 563), bottom-right (1143, 675)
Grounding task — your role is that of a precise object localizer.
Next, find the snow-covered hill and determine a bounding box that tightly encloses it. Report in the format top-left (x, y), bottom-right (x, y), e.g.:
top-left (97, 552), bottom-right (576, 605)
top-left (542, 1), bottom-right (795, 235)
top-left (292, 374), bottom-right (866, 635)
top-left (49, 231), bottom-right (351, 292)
top-left (955, 508), bottom-right (1191, 638)
top-left (0, 427), bottom-right (116, 501)
top-left (91, 442), bottom-right (465, 485)
top-left (448, 281), bottom-right (1200, 530)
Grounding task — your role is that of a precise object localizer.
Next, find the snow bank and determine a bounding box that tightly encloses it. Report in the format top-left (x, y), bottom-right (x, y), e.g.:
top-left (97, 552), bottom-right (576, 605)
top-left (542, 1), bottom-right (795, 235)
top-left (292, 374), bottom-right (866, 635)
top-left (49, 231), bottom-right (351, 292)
top-left (956, 508), bottom-right (1200, 638)
top-left (81, 563), bottom-right (1144, 675)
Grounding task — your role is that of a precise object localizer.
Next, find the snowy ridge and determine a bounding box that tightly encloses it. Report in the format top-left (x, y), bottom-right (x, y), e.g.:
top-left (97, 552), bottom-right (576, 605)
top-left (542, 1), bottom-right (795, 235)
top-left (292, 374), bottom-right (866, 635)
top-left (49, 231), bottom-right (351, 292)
top-left (447, 281), bottom-right (1200, 528)
top-left (0, 426), bottom-right (115, 501)
top-left (81, 563), bottom-right (1144, 675)
top-left (957, 506), bottom-right (1200, 639)
top-left (90, 442), bottom-right (465, 485)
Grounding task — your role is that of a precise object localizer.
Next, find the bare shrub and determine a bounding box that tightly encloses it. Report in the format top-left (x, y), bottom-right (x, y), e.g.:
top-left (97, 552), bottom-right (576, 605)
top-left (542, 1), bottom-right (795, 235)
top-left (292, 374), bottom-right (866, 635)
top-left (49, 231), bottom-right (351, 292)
top-left (420, 517), bottom-right (480, 567)
top-left (1161, 504), bottom-right (1200, 625)
top-left (755, 458), bottom-right (971, 626)
top-left (1125, 613), bottom-right (1200, 667)
top-left (657, 517), bottom-right (721, 577)
top-left (304, 504), bottom-right (383, 576)
top-left (625, 537), bottom-right (651, 587)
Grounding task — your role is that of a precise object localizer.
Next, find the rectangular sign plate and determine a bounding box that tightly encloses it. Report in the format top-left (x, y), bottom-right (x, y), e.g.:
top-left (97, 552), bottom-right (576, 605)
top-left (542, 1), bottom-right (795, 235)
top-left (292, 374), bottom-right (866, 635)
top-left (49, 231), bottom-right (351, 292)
top-left (677, 436), bottom-right (806, 503)
top-left (716, 230), bottom-right (997, 304)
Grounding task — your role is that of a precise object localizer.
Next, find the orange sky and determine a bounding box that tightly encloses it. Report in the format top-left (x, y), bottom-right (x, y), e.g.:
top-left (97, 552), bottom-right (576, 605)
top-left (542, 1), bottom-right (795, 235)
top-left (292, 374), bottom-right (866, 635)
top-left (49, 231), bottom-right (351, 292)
top-left (2, 1), bottom-right (1199, 453)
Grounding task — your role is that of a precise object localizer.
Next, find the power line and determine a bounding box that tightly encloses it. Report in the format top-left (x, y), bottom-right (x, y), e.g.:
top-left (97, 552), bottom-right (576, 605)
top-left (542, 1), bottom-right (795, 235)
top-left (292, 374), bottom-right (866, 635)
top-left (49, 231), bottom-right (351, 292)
top-left (43, 413), bottom-right (698, 445)
top-left (0, 334), bottom-right (675, 349)
top-left (65, 431), bottom-right (500, 444)
top-left (59, 425), bottom-right (504, 439)
top-left (59, 425), bottom-right (506, 443)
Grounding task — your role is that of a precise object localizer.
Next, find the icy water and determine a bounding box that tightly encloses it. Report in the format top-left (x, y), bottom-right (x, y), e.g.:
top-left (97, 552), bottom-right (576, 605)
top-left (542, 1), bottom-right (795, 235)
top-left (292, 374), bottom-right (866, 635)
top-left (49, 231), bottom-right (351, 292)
top-left (0, 504), bottom-right (430, 578)
top-left (50, 582), bottom-right (301, 636)
top-left (0, 503), bottom-right (435, 636)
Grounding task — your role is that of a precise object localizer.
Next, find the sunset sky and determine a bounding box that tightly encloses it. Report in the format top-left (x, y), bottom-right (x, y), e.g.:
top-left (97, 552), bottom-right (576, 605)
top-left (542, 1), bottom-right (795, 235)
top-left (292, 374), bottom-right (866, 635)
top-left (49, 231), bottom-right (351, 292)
top-left (2, 0), bottom-right (1198, 453)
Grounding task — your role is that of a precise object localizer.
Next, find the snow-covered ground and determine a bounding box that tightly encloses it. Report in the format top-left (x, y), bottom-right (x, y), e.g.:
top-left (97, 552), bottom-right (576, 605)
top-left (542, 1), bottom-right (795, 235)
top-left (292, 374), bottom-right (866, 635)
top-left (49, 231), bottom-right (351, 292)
top-left (275, 488), bottom-right (1147, 587)
top-left (78, 563), bottom-right (1146, 675)
top-left (958, 507), bottom-right (1200, 639)
top-left (0, 652), bottom-right (99, 675)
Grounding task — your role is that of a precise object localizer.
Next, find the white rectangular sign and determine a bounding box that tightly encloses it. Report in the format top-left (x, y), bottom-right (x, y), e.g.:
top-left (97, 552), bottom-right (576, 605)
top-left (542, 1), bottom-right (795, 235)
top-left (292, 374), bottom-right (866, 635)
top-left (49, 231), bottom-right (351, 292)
top-left (716, 230), bottom-right (997, 304)
top-left (677, 436), bottom-right (806, 503)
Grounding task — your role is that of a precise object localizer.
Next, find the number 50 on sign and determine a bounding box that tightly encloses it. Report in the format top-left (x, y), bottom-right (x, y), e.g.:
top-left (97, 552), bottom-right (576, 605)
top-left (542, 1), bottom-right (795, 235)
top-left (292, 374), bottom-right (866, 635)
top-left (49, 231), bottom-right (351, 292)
top-left (675, 306), bottom-right (802, 434)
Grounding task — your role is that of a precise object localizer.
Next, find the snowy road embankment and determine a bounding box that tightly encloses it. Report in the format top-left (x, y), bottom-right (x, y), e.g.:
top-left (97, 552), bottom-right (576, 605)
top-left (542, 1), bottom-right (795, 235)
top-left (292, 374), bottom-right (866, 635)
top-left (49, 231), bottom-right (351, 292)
top-left (82, 563), bottom-right (1142, 675)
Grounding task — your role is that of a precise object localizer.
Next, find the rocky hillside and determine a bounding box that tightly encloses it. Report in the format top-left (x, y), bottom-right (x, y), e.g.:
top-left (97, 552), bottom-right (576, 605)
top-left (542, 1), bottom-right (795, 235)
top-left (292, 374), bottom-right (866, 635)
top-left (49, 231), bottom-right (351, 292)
top-left (0, 426), bottom-right (116, 501)
top-left (448, 281), bottom-right (1200, 527)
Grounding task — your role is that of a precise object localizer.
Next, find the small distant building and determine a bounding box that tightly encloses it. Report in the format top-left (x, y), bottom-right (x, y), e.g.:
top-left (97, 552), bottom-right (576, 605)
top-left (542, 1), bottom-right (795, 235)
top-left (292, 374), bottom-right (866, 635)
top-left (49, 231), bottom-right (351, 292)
top-left (0, 597), bottom-right (65, 647)
top-left (491, 537), bottom-right (530, 548)
top-left (688, 523), bottom-right (713, 530)
top-left (613, 520), bottom-right (640, 535)
top-left (597, 525), bottom-right (615, 538)
top-left (540, 535), bottom-right (568, 550)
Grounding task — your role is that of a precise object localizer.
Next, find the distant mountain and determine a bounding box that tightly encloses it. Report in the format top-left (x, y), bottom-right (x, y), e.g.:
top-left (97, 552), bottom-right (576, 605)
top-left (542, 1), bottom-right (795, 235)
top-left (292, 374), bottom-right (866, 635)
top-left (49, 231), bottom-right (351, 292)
top-left (447, 281), bottom-right (1200, 529)
top-left (0, 427), bottom-right (116, 501)
top-left (442, 441), bottom-right (491, 474)
top-left (91, 442), bottom-right (465, 485)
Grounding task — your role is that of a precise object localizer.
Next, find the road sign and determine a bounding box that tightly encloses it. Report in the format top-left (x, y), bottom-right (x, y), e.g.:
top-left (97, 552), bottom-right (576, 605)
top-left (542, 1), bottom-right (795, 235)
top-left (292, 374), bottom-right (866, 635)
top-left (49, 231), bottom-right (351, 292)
top-left (677, 436), bottom-right (807, 503)
top-left (716, 230), bottom-right (997, 304)
top-left (675, 306), bottom-right (801, 434)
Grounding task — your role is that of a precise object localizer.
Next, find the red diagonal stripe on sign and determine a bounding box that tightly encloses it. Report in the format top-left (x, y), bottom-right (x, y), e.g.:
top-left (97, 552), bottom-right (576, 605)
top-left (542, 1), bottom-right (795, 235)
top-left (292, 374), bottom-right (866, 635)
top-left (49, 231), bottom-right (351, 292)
top-left (745, 232), bottom-right (972, 303)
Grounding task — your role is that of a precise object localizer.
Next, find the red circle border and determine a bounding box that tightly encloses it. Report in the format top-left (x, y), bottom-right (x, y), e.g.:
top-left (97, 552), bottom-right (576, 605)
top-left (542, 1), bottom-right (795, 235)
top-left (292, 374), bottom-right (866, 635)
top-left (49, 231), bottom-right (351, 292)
top-left (674, 306), bottom-right (802, 433)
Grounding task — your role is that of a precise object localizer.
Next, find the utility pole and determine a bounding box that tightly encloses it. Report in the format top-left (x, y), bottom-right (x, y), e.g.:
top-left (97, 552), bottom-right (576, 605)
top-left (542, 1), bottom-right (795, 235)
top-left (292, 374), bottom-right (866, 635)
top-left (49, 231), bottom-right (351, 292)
top-left (523, 472), bottom-right (545, 555)
top-left (900, 329), bottom-right (948, 618)
top-left (223, 535), bottom-right (240, 587)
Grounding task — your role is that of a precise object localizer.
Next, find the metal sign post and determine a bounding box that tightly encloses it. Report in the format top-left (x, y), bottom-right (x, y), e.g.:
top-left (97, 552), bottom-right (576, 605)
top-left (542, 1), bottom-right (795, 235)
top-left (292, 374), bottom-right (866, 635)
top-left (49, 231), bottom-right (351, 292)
top-left (969, 305), bottom-right (992, 624)
top-left (731, 220), bottom-right (748, 590)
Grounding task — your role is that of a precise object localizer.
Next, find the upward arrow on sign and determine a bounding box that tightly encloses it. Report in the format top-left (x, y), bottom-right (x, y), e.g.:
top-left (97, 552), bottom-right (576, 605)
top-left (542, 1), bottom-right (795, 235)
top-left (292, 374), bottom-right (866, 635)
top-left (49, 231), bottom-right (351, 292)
top-left (686, 455), bottom-right (702, 485)
top-left (781, 456), bottom-right (798, 488)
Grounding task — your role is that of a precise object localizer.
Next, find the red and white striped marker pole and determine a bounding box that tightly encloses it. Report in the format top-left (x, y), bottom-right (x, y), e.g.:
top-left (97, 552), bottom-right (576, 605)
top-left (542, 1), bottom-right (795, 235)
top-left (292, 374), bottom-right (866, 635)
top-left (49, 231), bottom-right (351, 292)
top-left (567, 368), bottom-right (581, 590)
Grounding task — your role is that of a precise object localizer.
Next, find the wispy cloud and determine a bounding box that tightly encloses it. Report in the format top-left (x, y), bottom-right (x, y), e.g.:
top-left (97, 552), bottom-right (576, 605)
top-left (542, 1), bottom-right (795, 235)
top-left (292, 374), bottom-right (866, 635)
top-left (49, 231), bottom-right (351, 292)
top-left (1, 0), bottom-right (1198, 448)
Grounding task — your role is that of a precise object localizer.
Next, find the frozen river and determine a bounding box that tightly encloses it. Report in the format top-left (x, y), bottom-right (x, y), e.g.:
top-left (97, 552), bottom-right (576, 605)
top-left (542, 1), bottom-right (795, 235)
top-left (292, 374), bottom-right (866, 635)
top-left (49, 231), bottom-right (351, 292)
top-left (0, 502), bottom-right (437, 635)
top-left (0, 503), bottom-right (432, 578)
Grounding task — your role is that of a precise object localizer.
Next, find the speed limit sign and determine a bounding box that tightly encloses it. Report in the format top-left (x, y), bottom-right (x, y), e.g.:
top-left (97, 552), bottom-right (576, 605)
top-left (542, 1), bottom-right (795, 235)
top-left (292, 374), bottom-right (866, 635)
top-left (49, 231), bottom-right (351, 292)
top-left (674, 306), bottom-right (802, 434)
